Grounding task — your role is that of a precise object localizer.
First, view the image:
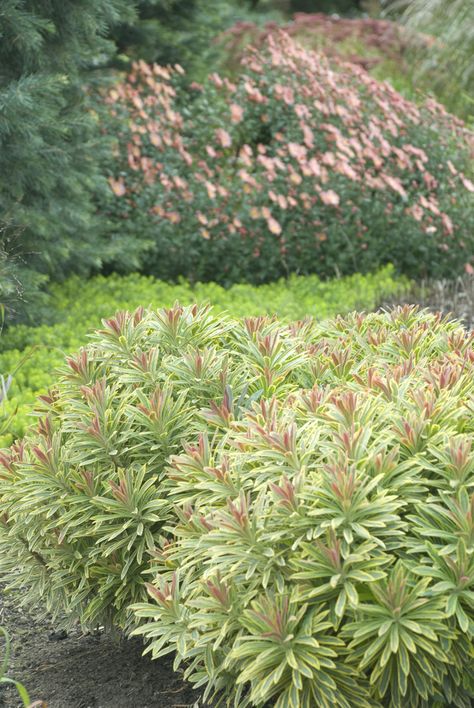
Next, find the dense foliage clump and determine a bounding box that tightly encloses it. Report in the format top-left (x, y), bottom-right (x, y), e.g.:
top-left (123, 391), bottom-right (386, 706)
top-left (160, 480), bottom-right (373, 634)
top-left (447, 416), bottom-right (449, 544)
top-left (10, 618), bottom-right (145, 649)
top-left (0, 304), bottom-right (473, 707)
top-left (99, 32), bottom-right (474, 285)
top-left (135, 306), bottom-right (474, 707)
top-left (0, 267), bottom-right (404, 444)
top-left (0, 303), bottom-right (311, 629)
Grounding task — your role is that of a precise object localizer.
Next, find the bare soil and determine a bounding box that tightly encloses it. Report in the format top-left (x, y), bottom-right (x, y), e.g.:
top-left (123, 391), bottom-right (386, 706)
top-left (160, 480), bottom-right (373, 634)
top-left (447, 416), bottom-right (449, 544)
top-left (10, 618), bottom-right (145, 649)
top-left (0, 588), bottom-right (208, 708)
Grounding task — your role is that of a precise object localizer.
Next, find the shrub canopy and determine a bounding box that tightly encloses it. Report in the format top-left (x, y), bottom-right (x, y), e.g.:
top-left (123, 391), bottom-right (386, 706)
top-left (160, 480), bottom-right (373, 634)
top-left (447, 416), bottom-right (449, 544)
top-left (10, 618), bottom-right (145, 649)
top-left (0, 303), bottom-right (311, 629)
top-left (136, 306), bottom-right (474, 707)
top-left (99, 32), bottom-right (474, 285)
top-left (0, 304), bottom-right (473, 706)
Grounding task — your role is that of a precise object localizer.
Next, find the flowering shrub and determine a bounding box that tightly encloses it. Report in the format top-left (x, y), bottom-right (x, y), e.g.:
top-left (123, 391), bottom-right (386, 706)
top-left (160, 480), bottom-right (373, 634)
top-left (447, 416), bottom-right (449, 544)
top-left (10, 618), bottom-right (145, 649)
top-left (1, 303), bottom-right (473, 706)
top-left (100, 32), bottom-right (474, 285)
top-left (135, 306), bottom-right (474, 707)
top-left (0, 267), bottom-right (405, 445)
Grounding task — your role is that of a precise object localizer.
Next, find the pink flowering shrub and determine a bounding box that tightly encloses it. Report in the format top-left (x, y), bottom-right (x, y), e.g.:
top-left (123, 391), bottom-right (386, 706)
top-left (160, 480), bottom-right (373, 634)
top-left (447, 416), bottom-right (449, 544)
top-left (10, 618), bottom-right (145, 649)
top-left (99, 32), bottom-right (474, 285)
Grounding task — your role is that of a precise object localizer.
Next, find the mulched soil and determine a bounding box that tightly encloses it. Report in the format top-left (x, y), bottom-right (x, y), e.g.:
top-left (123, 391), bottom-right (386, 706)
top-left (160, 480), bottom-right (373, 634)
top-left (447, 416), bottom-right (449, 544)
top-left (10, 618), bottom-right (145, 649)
top-left (0, 588), bottom-right (209, 708)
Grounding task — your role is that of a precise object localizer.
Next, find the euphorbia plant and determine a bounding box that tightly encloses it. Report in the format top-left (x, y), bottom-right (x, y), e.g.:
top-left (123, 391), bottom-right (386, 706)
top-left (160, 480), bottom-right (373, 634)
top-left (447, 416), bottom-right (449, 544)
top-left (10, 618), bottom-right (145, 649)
top-left (98, 32), bottom-right (474, 284)
top-left (134, 306), bottom-right (474, 707)
top-left (1, 305), bottom-right (474, 705)
top-left (0, 304), bottom-right (312, 630)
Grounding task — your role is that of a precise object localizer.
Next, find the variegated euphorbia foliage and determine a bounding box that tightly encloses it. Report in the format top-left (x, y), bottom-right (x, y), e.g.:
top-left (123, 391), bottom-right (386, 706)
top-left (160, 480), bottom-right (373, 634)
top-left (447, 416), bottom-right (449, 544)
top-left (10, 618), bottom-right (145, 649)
top-left (133, 305), bottom-right (474, 707)
top-left (0, 304), bottom-right (310, 630)
top-left (101, 32), bottom-right (474, 285)
top-left (0, 305), bottom-right (474, 707)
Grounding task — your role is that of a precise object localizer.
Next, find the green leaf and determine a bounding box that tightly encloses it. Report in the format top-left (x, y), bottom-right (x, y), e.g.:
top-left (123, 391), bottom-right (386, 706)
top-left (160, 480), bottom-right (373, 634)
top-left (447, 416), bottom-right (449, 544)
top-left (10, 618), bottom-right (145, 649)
top-left (335, 589), bottom-right (347, 618)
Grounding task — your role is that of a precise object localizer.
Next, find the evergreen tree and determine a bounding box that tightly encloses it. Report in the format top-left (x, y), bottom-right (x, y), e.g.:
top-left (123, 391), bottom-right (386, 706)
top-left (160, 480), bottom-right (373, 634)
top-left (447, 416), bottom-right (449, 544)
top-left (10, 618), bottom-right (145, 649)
top-left (0, 0), bottom-right (134, 321)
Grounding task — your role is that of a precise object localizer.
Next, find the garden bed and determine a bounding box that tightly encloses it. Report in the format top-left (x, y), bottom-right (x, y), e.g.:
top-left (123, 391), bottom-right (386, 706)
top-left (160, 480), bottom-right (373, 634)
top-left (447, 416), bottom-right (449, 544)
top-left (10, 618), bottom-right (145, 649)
top-left (0, 588), bottom-right (208, 708)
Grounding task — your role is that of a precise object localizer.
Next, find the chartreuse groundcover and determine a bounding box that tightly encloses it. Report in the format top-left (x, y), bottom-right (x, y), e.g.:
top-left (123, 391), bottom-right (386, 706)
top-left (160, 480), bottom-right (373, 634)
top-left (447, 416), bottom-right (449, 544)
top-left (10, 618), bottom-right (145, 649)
top-left (0, 303), bottom-right (473, 707)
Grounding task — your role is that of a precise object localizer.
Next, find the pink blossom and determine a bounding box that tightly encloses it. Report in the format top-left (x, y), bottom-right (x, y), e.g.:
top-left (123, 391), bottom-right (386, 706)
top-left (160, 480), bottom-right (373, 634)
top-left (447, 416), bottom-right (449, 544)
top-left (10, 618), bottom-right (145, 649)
top-left (108, 177), bottom-right (126, 196)
top-left (441, 213), bottom-right (454, 235)
top-left (288, 143), bottom-right (307, 161)
top-left (320, 190), bottom-right (340, 207)
top-left (267, 217), bottom-right (282, 234)
top-left (461, 175), bottom-right (474, 192)
top-left (382, 175), bottom-right (407, 200)
top-left (216, 128), bottom-right (232, 148)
